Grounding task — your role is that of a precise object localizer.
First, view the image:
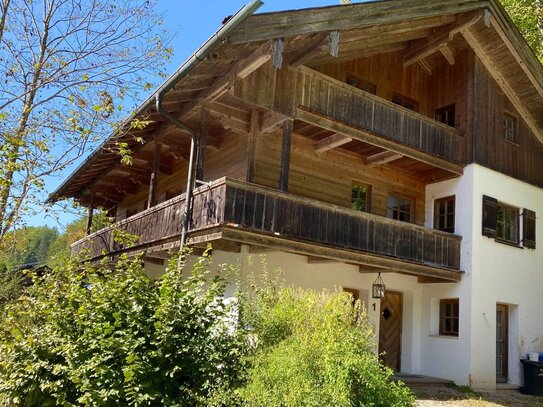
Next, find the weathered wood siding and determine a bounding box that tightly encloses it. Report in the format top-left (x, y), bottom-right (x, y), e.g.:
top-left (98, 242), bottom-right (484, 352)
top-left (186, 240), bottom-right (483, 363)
top-left (473, 58), bottom-right (543, 187)
top-left (117, 131), bottom-right (248, 220)
top-left (254, 130), bottom-right (427, 225)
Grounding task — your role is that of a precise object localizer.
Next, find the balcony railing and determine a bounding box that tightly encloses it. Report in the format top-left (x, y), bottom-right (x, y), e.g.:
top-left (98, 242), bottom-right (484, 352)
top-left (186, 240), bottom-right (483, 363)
top-left (296, 67), bottom-right (463, 163)
top-left (72, 178), bottom-right (461, 273)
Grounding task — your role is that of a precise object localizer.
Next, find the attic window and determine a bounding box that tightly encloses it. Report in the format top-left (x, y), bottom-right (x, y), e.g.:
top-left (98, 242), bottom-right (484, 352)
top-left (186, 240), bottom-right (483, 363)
top-left (435, 104), bottom-right (456, 128)
top-left (346, 74), bottom-right (376, 95)
top-left (392, 93), bottom-right (418, 112)
top-left (503, 112), bottom-right (518, 143)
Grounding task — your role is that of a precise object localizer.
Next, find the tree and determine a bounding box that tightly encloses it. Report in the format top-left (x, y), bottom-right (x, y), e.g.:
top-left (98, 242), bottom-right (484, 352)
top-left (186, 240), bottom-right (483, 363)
top-left (0, 0), bottom-right (172, 245)
top-left (501, 0), bottom-right (543, 61)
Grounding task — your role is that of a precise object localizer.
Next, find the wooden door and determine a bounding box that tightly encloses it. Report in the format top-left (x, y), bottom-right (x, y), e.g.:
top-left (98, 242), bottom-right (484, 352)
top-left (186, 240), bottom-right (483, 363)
top-left (496, 304), bottom-right (508, 383)
top-left (379, 291), bottom-right (403, 371)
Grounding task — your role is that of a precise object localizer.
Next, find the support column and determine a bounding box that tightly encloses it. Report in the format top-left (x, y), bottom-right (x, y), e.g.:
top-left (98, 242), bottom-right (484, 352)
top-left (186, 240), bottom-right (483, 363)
top-left (246, 110), bottom-right (260, 183)
top-left (85, 190), bottom-right (95, 236)
top-left (147, 141), bottom-right (162, 208)
top-left (195, 108), bottom-right (209, 182)
top-left (279, 119), bottom-right (293, 192)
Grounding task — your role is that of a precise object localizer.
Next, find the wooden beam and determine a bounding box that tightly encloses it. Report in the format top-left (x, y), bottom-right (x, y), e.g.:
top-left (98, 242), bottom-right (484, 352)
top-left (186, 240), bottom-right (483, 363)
top-left (315, 133), bottom-right (352, 153)
top-left (147, 141), bottom-right (161, 209)
top-left (403, 11), bottom-right (482, 67)
top-left (219, 227), bottom-right (462, 282)
top-left (180, 40), bottom-right (274, 120)
top-left (358, 265), bottom-right (391, 273)
top-left (195, 108), bottom-right (209, 182)
top-left (418, 59), bottom-right (432, 75)
top-left (461, 28), bottom-right (543, 142)
top-left (228, 1), bottom-right (487, 44)
top-left (260, 110), bottom-right (288, 134)
top-left (272, 38), bottom-right (284, 69)
top-left (365, 151), bottom-right (404, 167)
top-left (440, 43), bottom-right (455, 65)
top-left (246, 110), bottom-right (260, 183)
top-left (329, 30), bottom-right (340, 58)
top-left (307, 256), bottom-right (341, 264)
top-left (279, 119), bottom-right (293, 192)
top-left (297, 108), bottom-right (464, 175)
top-left (289, 33), bottom-right (329, 68)
top-left (85, 190), bottom-right (95, 236)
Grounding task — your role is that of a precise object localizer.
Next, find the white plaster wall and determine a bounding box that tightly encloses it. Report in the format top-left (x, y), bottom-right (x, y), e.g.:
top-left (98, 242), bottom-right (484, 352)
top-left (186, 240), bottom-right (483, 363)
top-left (425, 163), bottom-right (543, 390)
top-left (469, 164), bottom-right (543, 389)
top-left (423, 165), bottom-right (475, 386)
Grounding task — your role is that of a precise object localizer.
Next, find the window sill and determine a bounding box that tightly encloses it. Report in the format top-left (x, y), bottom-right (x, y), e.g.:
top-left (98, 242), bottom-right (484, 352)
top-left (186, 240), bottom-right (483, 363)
top-left (495, 239), bottom-right (524, 249)
top-left (429, 334), bottom-right (459, 339)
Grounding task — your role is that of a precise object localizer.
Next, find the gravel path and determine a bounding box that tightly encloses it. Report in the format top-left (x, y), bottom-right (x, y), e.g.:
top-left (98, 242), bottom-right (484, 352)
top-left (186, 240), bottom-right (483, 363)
top-left (412, 384), bottom-right (543, 407)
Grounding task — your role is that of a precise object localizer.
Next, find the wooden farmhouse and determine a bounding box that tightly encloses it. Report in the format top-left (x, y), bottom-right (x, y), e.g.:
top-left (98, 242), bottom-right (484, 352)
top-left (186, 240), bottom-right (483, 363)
top-left (50, 0), bottom-right (543, 390)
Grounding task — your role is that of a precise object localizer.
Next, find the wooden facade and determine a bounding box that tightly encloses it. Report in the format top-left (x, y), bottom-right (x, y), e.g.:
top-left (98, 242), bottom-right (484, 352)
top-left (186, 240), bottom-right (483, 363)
top-left (57, 0), bottom-right (543, 284)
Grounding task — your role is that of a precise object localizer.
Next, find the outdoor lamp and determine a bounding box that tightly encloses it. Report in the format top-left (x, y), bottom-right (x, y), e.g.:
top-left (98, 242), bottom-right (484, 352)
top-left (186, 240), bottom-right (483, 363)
top-left (372, 273), bottom-right (386, 299)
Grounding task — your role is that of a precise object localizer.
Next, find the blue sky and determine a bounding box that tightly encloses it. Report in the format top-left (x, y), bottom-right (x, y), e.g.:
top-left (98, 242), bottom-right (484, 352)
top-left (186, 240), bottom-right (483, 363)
top-left (33, 0), bottom-right (349, 230)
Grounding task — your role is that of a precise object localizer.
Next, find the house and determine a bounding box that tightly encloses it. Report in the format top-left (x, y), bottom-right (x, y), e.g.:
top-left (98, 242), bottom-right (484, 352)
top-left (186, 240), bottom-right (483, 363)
top-left (48, 0), bottom-right (543, 391)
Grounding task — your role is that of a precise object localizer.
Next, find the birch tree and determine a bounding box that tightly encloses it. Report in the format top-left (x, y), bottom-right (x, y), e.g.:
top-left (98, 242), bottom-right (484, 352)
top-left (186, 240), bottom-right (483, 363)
top-left (0, 0), bottom-right (171, 244)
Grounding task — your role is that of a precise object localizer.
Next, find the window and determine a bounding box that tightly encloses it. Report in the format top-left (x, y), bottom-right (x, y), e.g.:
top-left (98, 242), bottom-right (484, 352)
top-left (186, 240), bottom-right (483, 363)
top-left (496, 203), bottom-right (519, 244)
top-left (482, 195), bottom-right (535, 248)
top-left (346, 74), bottom-right (376, 94)
top-left (351, 183), bottom-right (371, 212)
top-left (440, 298), bottom-right (459, 336)
top-left (434, 196), bottom-right (455, 233)
top-left (343, 288), bottom-right (360, 306)
top-left (503, 112), bottom-right (518, 143)
top-left (392, 93), bottom-right (419, 112)
top-left (387, 194), bottom-right (412, 223)
top-left (435, 104), bottom-right (456, 128)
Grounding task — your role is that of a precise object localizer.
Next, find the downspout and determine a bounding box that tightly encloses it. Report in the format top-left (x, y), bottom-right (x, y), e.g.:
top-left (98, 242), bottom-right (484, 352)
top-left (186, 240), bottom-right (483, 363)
top-left (154, 0), bottom-right (263, 252)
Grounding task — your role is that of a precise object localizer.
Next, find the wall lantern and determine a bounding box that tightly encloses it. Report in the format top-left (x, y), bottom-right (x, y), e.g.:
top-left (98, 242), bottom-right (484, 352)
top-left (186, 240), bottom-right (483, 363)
top-left (372, 273), bottom-right (386, 299)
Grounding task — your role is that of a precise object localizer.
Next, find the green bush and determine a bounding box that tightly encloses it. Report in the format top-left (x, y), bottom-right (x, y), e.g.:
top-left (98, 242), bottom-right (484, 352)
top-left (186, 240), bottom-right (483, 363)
top-left (222, 280), bottom-right (414, 407)
top-left (0, 251), bottom-right (244, 406)
top-left (0, 250), bottom-right (413, 406)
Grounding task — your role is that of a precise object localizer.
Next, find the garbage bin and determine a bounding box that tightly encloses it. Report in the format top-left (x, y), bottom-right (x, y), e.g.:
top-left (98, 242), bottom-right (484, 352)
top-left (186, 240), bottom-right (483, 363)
top-left (521, 359), bottom-right (543, 396)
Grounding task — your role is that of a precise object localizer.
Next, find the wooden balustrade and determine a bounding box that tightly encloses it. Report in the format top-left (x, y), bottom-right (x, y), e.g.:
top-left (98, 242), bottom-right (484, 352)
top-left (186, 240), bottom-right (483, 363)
top-left (72, 178), bottom-right (461, 272)
top-left (296, 66), bottom-right (463, 164)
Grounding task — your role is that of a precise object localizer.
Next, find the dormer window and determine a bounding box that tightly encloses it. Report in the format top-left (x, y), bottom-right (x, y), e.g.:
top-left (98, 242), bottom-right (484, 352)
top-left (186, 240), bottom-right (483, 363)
top-left (503, 112), bottom-right (518, 143)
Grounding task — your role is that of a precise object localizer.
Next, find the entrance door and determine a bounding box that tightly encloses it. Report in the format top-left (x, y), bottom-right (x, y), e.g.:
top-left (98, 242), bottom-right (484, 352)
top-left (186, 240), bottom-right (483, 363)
top-left (496, 304), bottom-right (508, 383)
top-left (379, 291), bottom-right (403, 371)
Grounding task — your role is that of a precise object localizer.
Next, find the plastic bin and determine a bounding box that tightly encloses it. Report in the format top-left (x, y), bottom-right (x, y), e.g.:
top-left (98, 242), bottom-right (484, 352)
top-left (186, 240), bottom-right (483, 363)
top-left (521, 359), bottom-right (543, 396)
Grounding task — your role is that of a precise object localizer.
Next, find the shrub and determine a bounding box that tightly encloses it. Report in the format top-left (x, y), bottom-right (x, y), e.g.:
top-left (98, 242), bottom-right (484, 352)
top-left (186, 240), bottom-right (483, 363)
top-left (222, 280), bottom-right (414, 407)
top-left (0, 250), bottom-right (244, 406)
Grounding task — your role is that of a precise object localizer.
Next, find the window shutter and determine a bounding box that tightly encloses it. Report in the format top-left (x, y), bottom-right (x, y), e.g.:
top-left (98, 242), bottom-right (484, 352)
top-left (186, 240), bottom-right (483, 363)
top-left (522, 208), bottom-right (536, 249)
top-left (482, 195), bottom-right (498, 238)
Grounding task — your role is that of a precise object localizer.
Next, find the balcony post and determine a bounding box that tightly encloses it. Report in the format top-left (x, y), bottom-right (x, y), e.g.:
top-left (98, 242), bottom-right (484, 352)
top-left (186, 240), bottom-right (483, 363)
top-left (279, 119), bottom-right (293, 192)
top-left (195, 108), bottom-right (209, 183)
top-left (85, 190), bottom-right (95, 236)
top-left (147, 141), bottom-right (162, 208)
top-left (246, 109), bottom-right (260, 183)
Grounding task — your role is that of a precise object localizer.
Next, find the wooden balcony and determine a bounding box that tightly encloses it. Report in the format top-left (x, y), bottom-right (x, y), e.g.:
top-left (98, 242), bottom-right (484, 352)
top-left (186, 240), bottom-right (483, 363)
top-left (294, 67), bottom-right (464, 174)
top-left (72, 178), bottom-right (462, 281)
